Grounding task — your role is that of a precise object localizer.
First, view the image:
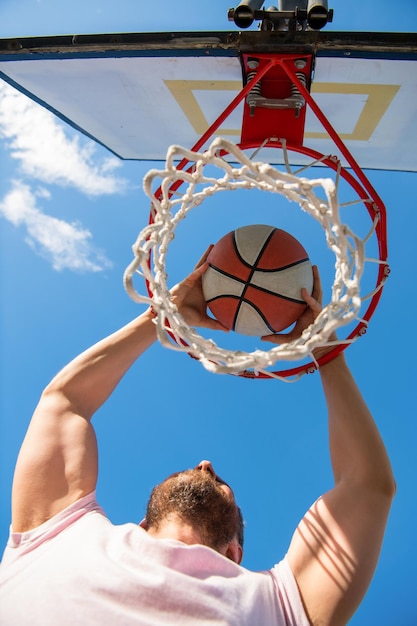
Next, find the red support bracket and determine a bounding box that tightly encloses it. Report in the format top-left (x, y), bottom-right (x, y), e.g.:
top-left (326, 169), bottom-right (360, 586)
top-left (240, 53), bottom-right (314, 147)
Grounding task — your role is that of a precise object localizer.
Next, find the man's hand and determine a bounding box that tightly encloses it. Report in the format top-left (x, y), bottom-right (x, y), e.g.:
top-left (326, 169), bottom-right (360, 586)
top-left (169, 246), bottom-right (229, 332)
top-left (262, 264), bottom-right (322, 344)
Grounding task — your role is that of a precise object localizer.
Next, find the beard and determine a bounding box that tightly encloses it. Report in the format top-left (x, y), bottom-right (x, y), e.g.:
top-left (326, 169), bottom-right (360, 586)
top-left (145, 469), bottom-right (243, 552)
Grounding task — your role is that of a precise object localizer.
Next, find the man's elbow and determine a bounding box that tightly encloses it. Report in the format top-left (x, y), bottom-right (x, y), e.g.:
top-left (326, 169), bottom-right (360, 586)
top-left (345, 466), bottom-right (396, 501)
top-left (382, 472), bottom-right (396, 500)
top-left (368, 467), bottom-right (396, 501)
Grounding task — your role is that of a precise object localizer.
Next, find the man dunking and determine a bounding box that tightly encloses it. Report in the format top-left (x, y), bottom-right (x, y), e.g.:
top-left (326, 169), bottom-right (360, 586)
top-left (0, 251), bottom-right (395, 626)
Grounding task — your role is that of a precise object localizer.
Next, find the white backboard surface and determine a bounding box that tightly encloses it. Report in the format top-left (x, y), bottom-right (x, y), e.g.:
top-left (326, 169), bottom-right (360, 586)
top-left (1, 33), bottom-right (416, 170)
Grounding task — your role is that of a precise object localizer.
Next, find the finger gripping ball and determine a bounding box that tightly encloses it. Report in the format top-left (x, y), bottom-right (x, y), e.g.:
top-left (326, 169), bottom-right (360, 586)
top-left (202, 224), bottom-right (313, 336)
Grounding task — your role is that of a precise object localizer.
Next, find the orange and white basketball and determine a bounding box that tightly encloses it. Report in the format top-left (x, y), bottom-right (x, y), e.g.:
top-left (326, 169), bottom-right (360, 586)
top-left (202, 224), bottom-right (313, 336)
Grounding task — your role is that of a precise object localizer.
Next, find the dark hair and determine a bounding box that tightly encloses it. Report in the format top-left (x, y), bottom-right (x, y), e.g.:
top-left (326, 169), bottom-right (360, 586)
top-left (236, 505), bottom-right (245, 548)
top-left (146, 470), bottom-right (245, 552)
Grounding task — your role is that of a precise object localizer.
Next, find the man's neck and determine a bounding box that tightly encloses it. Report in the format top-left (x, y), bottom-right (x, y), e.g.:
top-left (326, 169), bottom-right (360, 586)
top-left (147, 517), bottom-right (205, 546)
top-left (144, 514), bottom-right (243, 564)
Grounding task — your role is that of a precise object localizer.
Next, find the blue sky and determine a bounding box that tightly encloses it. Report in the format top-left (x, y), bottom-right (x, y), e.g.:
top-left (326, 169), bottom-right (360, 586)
top-left (1, 2), bottom-right (416, 624)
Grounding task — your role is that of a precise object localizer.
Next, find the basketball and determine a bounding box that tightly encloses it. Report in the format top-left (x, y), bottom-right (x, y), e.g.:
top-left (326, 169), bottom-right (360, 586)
top-left (202, 224), bottom-right (313, 336)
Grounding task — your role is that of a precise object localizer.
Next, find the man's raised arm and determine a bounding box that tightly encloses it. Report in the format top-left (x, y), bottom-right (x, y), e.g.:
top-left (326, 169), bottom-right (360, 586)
top-left (264, 267), bottom-right (395, 626)
top-left (287, 354), bottom-right (395, 626)
top-left (286, 350), bottom-right (395, 626)
top-left (11, 250), bottom-right (225, 534)
top-left (11, 309), bottom-right (158, 533)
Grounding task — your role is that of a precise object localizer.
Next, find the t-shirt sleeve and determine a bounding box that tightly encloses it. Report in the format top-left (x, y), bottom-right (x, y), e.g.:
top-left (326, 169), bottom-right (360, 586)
top-left (269, 556), bottom-right (311, 626)
top-left (2, 491), bottom-right (102, 563)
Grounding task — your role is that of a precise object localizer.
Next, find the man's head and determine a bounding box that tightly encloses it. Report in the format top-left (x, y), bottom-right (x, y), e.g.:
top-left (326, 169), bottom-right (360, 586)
top-left (142, 461), bottom-right (244, 563)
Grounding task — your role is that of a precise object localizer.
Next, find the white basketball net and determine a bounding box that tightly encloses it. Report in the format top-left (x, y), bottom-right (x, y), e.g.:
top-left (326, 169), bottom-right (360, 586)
top-left (124, 138), bottom-right (384, 380)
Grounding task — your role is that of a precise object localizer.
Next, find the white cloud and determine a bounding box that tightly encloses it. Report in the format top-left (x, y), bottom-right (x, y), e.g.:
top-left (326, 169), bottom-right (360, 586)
top-left (0, 81), bottom-right (128, 196)
top-left (0, 181), bottom-right (113, 272)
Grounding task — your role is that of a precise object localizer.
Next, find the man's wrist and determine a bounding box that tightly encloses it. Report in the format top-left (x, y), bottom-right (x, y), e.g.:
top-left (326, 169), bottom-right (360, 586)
top-left (142, 306), bottom-right (158, 321)
top-left (313, 334), bottom-right (346, 369)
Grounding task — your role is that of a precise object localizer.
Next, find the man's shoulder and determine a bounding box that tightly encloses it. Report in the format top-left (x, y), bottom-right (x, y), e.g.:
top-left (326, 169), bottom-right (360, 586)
top-left (2, 492), bottom-right (106, 563)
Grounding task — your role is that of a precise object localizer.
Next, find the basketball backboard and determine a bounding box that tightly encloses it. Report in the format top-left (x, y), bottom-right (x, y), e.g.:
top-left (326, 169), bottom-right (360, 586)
top-left (0, 30), bottom-right (416, 170)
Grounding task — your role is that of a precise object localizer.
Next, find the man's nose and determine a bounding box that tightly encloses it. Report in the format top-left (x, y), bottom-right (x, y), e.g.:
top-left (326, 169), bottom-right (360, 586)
top-left (196, 460), bottom-right (216, 480)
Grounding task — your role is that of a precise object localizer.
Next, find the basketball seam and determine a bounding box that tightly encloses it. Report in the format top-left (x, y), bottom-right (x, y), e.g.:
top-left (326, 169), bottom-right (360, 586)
top-left (231, 235), bottom-right (260, 270)
top-left (207, 264), bottom-right (246, 285)
top-left (249, 284), bottom-right (306, 304)
top-left (233, 228), bottom-right (276, 331)
top-left (206, 288), bottom-right (306, 305)
top-left (255, 257), bottom-right (310, 272)
top-left (209, 257), bottom-right (310, 277)
top-left (206, 294), bottom-right (277, 334)
top-left (236, 299), bottom-right (277, 334)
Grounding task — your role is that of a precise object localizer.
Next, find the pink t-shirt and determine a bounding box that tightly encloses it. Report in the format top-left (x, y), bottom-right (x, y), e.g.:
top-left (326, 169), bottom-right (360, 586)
top-left (0, 492), bottom-right (310, 626)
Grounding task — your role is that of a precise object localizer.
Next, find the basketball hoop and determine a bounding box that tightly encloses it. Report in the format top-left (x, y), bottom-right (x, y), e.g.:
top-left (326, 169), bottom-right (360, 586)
top-left (124, 137), bottom-right (389, 380)
top-left (124, 50), bottom-right (389, 380)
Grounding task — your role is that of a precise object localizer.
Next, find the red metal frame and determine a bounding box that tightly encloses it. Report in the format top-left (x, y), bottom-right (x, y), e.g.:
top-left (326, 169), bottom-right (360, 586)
top-left (240, 54), bottom-right (313, 147)
top-left (147, 52), bottom-right (388, 379)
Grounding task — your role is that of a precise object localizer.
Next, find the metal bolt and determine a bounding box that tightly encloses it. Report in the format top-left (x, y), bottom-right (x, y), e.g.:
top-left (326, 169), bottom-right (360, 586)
top-left (294, 59), bottom-right (307, 69)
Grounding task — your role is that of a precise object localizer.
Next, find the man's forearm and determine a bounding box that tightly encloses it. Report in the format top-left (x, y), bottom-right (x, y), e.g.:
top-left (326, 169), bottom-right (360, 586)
top-left (42, 309), bottom-right (157, 420)
top-left (320, 355), bottom-right (395, 496)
